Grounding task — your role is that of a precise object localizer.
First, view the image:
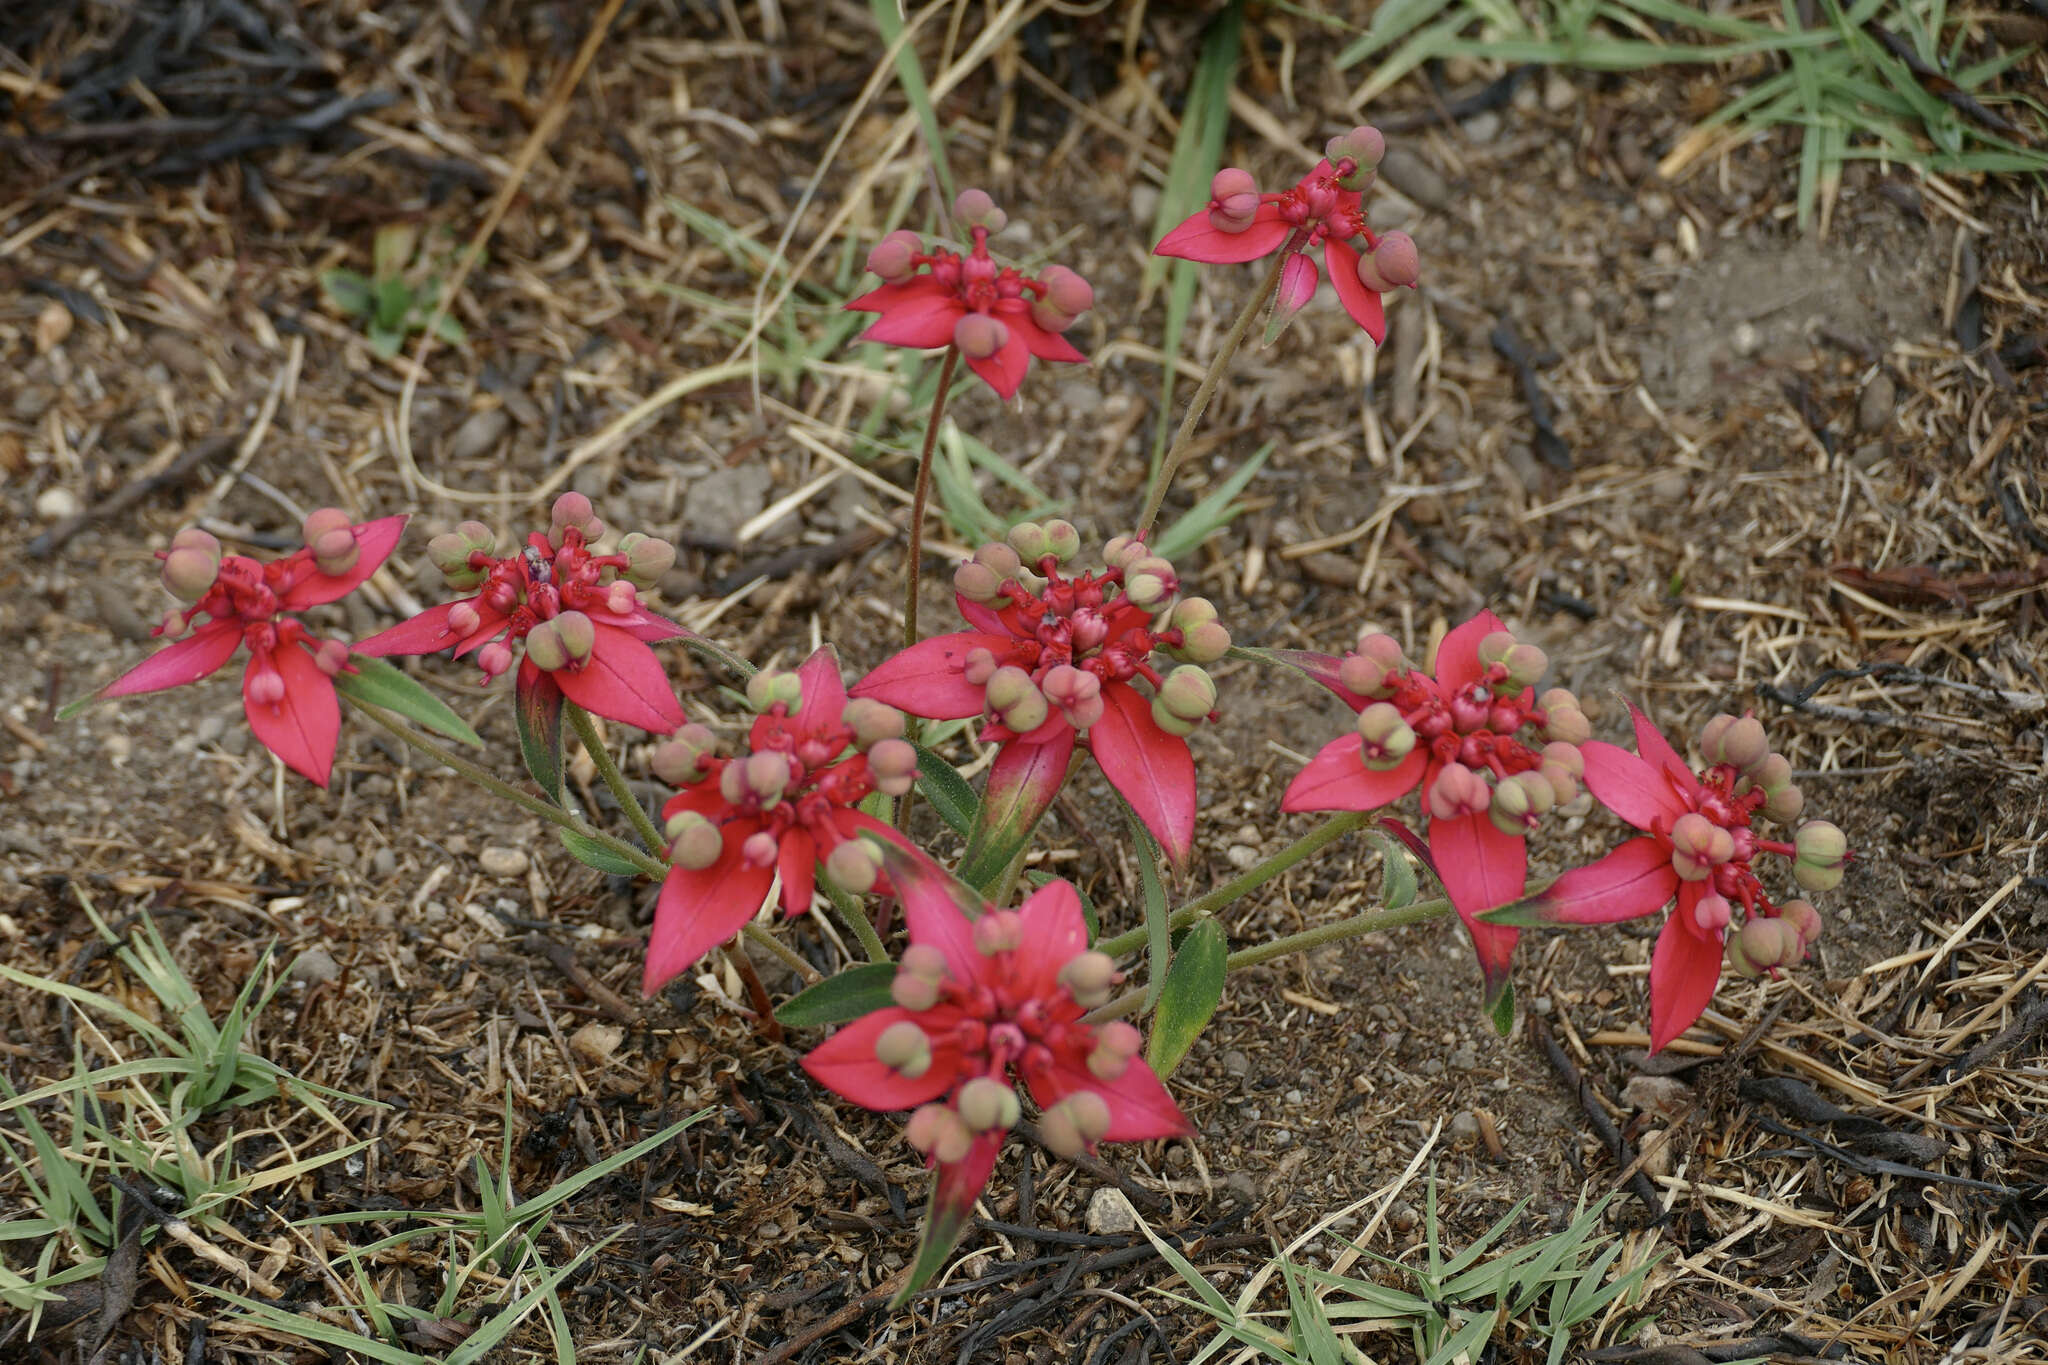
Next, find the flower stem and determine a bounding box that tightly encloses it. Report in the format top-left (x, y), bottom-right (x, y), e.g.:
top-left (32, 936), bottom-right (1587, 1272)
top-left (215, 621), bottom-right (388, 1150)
top-left (681, 635), bottom-right (758, 682)
top-left (343, 696), bottom-right (666, 880)
top-left (566, 704), bottom-right (666, 855)
top-left (1095, 810), bottom-right (1369, 960)
top-left (1134, 250), bottom-right (1290, 539)
top-left (1086, 894), bottom-right (1452, 1023)
top-left (904, 345), bottom-right (961, 648)
top-left (821, 879), bottom-right (891, 964)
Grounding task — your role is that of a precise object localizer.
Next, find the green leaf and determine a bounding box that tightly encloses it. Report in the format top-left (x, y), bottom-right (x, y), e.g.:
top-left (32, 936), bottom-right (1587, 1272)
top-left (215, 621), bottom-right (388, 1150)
top-left (372, 223), bottom-right (418, 282)
top-left (870, 0), bottom-right (954, 208)
top-left (1124, 806), bottom-right (1173, 1012)
top-left (366, 324), bottom-right (404, 359)
top-left (372, 275), bottom-right (415, 333)
top-left (1153, 441), bottom-right (1274, 562)
top-left (774, 963), bottom-right (897, 1028)
top-left (515, 667), bottom-right (567, 805)
top-left (558, 829), bottom-right (643, 877)
top-left (912, 742), bottom-right (978, 838)
top-left (1146, 917), bottom-right (1226, 1078)
top-left (1367, 828), bottom-right (1418, 910)
top-left (433, 312), bottom-right (467, 345)
top-left (336, 655), bottom-right (483, 747)
top-left (318, 267), bottom-right (373, 317)
top-left (1487, 977), bottom-right (1516, 1038)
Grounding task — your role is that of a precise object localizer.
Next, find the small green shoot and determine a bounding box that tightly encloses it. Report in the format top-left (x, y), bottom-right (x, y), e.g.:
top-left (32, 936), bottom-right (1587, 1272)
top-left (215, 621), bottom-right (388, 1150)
top-left (320, 222), bottom-right (470, 358)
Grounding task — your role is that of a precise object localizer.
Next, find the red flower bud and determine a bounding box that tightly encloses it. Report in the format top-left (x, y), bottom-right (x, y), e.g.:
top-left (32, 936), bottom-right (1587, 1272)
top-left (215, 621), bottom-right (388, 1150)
top-left (1355, 702), bottom-right (1417, 770)
top-left (953, 188), bottom-right (1007, 233)
top-left (1325, 126), bottom-right (1386, 187)
top-left (1355, 231), bottom-right (1420, 292)
top-left (953, 312), bottom-right (1009, 360)
top-left (313, 639), bottom-right (350, 676)
top-left (161, 545), bottom-right (221, 602)
top-left (525, 620), bottom-right (568, 672)
top-left (652, 724), bottom-right (718, 785)
top-left (866, 229), bottom-right (923, 283)
top-left (1426, 762), bottom-right (1490, 820)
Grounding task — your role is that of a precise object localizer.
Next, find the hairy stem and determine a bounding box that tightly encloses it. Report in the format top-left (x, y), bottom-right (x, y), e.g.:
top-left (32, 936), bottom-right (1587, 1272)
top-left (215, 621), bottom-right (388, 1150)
top-left (681, 634), bottom-right (758, 682)
top-left (1095, 810), bottom-right (1369, 959)
top-left (567, 704), bottom-right (666, 855)
top-left (345, 697), bottom-right (667, 879)
top-left (821, 879), bottom-right (891, 964)
top-left (1134, 250), bottom-right (1290, 539)
top-left (904, 345), bottom-right (962, 647)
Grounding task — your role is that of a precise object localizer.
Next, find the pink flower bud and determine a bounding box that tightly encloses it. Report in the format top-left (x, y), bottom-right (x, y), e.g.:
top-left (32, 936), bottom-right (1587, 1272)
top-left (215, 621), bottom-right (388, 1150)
top-left (1324, 126), bottom-right (1386, 186)
top-left (619, 532), bottom-right (677, 589)
top-left (1155, 665), bottom-right (1216, 723)
top-left (158, 609), bottom-right (189, 637)
top-left (1448, 688), bottom-right (1491, 734)
top-left (906, 1103), bottom-right (974, 1164)
top-left (1087, 1020), bottom-right (1143, 1081)
top-left (1338, 636), bottom-right (1404, 698)
top-left (953, 560), bottom-right (1003, 602)
top-left (310, 526), bottom-right (361, 576)
top-left (1537, 689), bottom-right (1590, 745)
top-left (962, 647), bottom-right (1000, 687)
top-left (1040, 519), bottom-right (1082, 564)
top-left (985, 665), bottom-right (1038, 713)
top-left (874, 1020), bottom-right (933, 1077)
top-left (1355, 703), bottom-right (1417, 771)
top-left (743, 751), bottom-right (792, 805)
top-left (1030, 265), bottom-right (1094, 333)
top-left (1207, 167), bottom-right (1262, 231)
top-left (1037, 1091), bottom-right (1111, 1158)
top-left (606, 581), bottom-right (639, 615)
top-left (477, 640), bottom-right (514, 680)
top-left (550, 492), bottom-right (594, 534)
top-left (825, 838), bottom-right (882, 894)
top-left (1265, 252), bottom-right (1319, 344)
top-left (1692, 891), bottom-right (1732, 933)
top-left (664, 811), bottom-right (724, 869)
top-left (866, 738), bottom-right (917, 796)
top-left (999, 685), bottom-right (1049, 736)
top-left (171, 526), bottom-right (222, 557)
top-left (1793, 821), bottom-right (1847, 892)
top-left (953, 313), bottom-right (1009, 360)
top-left (973, 909), bottom-right (1023, 956)
top-left (866, 229), bottom-right (923, 282)
top-left (1738, 916), bottom-right (1799, 971)
top-left (550, 608), bottom-right (597, 664)
top-left (312, 639), bottom-right (350, 676)
top-left (525, 620), bottom-right (568, 672)
top-left (1426, 762), bottom-right (1490, 821)
top-left (247, 667), bottom-right (286, 707)
top-left (1778, 899), bottom-right (1822, 947)
top-left (301, 507), bottom-right (353, 549)
top-left (1764, 780), bottom-right (1805, 825)
top-left (652, 724), bottom-right (718, 785)
top-left (1700, 713), bottom-right (1768, 770)
top-left (1477, 630), bottom-right (1515, 668)
top-left (161, 545), bottom-right (221, 602)
top-left (446, 601), bottom-right (483, 637)
top-left (841, 698), bottom-right (904, 749)
top-left (952, 188), bottom-right (1006, 233)
top-left (1058, 950), bottom-right (1120, 1009)
top-left (1355, 231), bottom-right (1420, 293)
top-left (957, 1077), bottom-right (1021, 1133)
top-left (1502, 643), bottom-right (1547, 692)
top-left (1122, 556), bottom-right (1178, 609)
top-left (1101, 535), bottom-right (1147, 571)
top-left (741, 830), bottom-right (779, 869)
top-left (1669, 813), bottom-right (1728, 881)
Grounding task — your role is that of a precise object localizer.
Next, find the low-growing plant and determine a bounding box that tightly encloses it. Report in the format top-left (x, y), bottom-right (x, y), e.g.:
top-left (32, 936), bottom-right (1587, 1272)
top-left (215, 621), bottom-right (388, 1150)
top-left (320, 222), bottom-right (471, 359)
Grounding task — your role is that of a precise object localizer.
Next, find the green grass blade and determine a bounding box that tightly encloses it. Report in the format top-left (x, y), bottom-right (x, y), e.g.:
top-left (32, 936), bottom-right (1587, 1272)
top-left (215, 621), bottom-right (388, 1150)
top-left (871, 0), bottom-right (954, 208)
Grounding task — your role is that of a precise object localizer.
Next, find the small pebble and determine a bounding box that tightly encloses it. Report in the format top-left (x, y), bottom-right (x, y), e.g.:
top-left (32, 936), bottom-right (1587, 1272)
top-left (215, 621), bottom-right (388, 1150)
top-left (1451, 1110), bottom-right (1480, 1139)
top-left (1857, 373), bottom-right (1896, 433)
top-left (373, 847), bottom-right (398, 878)
top-left (1224, 844), bottom-right (1259, 870)
top-left (1543, 72), bottom-right (1577, 111)
top-left (1085, 1188), bottom-right (1136, 1236)
top-left (1418, 1058), bottom-right (1444, 1077)
top-left (479, 846), bottom-right (530, 878)
top-left (35, 487), bottom-right (79, 522)
top-left (1377, 146), bottom-right (1451, 212)
top-left (291, 947), bottom-right (341, 985)
top-left (1449, 1046), bottom-right (1478, 1071)
top-left (1461, 110), bottom-right (1500, 143)
top-left (1222, 1050), bottom-right (1251, 1077)
top-left (1284, 1089), bottom-right (1303, 1105)
top-left (447, 407), bottom-right (511, 462)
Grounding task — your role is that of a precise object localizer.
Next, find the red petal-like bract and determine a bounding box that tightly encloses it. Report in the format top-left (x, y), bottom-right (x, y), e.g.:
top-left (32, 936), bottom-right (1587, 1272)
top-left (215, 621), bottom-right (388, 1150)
top-left (1020, 1051), bottom-right (1192, 1143)
top-left (1089, 682), bottom-right (1197, 871)
top-left (848, 279), bottom-right (963, 350)
top-left (978, 727), bottom-right (1076, 865)
top-left (1427, 811), bottom-right (1525, 1004)
top-left (1624, 698), bottom-right (1698, 796)
top-left (851, 632), bottom-right (1010, 719)
top-left (1431, 609), bottom-right (1505, 696)
top-left (800, 1005), bottom-right (964, 1112)
top-left (351, 601), bottom-right (470, 658)
top-left (1580, 740), bottom-right (1689, 832)
top-left (1152, 204), bottom-right (1291, 264)
top-left (776, 827), bottom-right (817, 916)
top-left (642, 852), bottom-right (777, 995)
top-left (1281, 734), bottom-right (1427, 813)
top-left (1537, 836), bottom-right (1680, 924)
top-left (552, 623), bottom-right (684, 733)
top-left (1320, 236), bottom-right (1389, 345)
top-left (1268, 648), bottom-right (1375, 713)
top-left (241, 644), bottom-right (340, 788)
top-left (876, 843), bottom-right (988, 985)
top-left (1006, 878), bottom-right (1090, 998)
top-left (281, 514), bottom-right (408, 607)
top-left (964, 325), bottom-right (1032, 400)
top-left (100, 619), bottom-right (243, 697)
top-left (1648, 895), bottom-right (1723, 1053)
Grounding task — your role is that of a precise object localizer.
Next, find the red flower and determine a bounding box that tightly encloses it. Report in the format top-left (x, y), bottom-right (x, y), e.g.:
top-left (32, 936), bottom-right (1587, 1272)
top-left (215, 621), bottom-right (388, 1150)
top-left (850, 523), bottom-right (1230, 870)
top-left (354, 494), bottom-right (686, 735)
top-left (802, 849), bottom-right (1191, 1291)
top-left (1152, 129), bottom-right (1418, 346)
top-left (845, 188), bottom-right (1092, 400)
top-left (1496, 704), bottom-right (1842, 1052)
top-left (1280, 611), bottom-right (1589, 1006)
top-left (94, 511), bottom-right (406, 787)
top-left (641, 646), bottom-right (922, 994)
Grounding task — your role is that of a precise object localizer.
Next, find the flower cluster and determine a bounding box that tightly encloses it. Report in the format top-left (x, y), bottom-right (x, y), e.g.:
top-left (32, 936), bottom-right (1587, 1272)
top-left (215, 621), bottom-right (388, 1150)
top-left (853, 521), bottom-right (1228, 867)
top-left (95, 511), bottom-right (405, 786)
top-left (356, 493), bottom-right (686, 734)
top-left (1283, 611), bottom-right (1589, 1003)
top-left (847, 188), bottom-right (1093, 399)
top-left (1504, 704), bottom-right (1845, 1050)
top-left (642, 647), bottom-right (919, 993)
top-left (803, 850), bottom-right (1189, 1265)
top-left (1155, 127), bottom-right (1419, 345)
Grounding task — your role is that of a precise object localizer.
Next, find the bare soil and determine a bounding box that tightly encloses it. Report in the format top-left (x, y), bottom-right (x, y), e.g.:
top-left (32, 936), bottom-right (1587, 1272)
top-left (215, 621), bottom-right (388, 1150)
top-left (4, 3), bottom-right (2046, 1362)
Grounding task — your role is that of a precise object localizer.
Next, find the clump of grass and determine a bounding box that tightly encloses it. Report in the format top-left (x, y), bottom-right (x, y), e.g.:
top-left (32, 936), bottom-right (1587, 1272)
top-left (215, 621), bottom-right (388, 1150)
top-left (1336, 0), bottom-right (2048, 231)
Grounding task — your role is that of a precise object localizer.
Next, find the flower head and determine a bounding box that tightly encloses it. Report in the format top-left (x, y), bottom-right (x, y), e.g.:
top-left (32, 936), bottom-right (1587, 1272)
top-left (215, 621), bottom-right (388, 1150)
top-left (803, 848), bottom-right (1190, 1295)
top-left (845, 189), bottom-right (1093, 399)
top-left (92, 512), bottom-right (407, 786)
top-left (851, 523), bottom-right (1228, 869)
top-left (641, 647), bottom-right (918, 994)
top-left (1498, 704), bottom-right (1843, 1051)
top-left (353, 493), bottom-right (686, 734)
top-left (1152, 129), bottom-right (1418, 346)
top-left (1281, 612), bottom-right (1587, 1006)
